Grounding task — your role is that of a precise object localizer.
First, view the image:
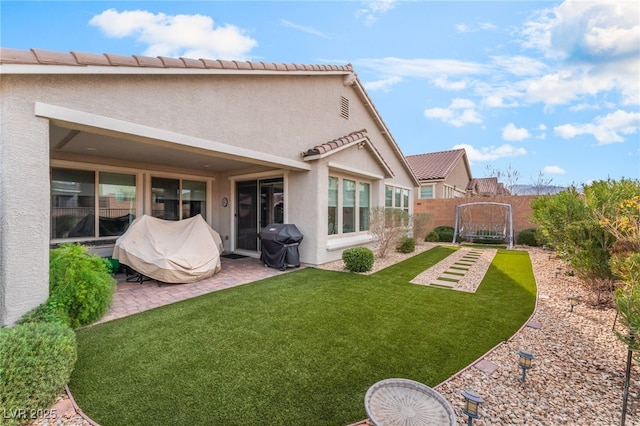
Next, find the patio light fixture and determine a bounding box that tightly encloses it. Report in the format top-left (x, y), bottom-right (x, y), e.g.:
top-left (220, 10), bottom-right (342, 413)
top-left (461, 389), bottom-right (483, 426)
top-left (517, 349), bottom-right (534, 382)
top-left (568, 295), bottom-right (581, 312)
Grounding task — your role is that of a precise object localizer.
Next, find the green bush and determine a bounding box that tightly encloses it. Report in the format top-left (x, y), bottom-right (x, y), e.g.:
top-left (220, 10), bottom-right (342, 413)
top-left (17, 300), bottom-right (69, 326)
top-left (49, 243), bottom-right (116, 328)
top-left (0, 322), bottom-right (77, 426)
top-left (425, 231), bottom-right (439, 242)
top-left (342, 247), bottom-right (374, 273)
top-left (517, 228), bottom-right (543, 246)
top-left (397, 236), bottom-right (416, 253)
top-left (433, 226), bottom-right (455, 242)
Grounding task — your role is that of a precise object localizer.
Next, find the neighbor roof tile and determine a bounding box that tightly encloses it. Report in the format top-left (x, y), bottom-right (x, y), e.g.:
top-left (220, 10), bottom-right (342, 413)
top-left (406, 149), bottom-right (466, 180)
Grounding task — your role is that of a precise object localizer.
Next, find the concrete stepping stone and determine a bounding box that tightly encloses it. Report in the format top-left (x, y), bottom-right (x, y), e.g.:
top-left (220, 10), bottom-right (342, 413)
top-left (439, 273), bottom-right (462, 281)
top-left (430, 279), bottom-right (456, 288)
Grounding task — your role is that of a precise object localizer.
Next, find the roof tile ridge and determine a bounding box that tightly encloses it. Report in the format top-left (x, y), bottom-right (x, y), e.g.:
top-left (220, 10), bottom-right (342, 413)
top-left (103, 52), bottom-right (138, 67)
top-left (30, 48), bottom-right (79, 66)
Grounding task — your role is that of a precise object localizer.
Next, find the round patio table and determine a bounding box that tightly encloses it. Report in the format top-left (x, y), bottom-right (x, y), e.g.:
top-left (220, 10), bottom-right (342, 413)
top-left (364, 378), bottom-right (457, 426)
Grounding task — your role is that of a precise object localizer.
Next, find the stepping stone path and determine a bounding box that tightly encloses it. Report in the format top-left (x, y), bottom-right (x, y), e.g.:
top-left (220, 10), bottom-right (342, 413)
top-left (410, 247), bottom-right (497, 292)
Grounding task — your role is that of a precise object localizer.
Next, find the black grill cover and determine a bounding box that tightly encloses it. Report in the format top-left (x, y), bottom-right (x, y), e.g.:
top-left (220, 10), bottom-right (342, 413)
top-left (259, 224), bottom-right (303, 270)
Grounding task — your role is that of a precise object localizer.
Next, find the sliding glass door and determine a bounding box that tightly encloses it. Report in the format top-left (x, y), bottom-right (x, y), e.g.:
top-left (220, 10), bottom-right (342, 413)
top-left (235, 178), bottom-right (284, 251)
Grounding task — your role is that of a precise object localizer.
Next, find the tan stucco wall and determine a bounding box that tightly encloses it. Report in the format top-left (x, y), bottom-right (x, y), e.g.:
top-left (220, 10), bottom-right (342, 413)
top-left (0, 71), bottom-right (417, 324)
top-left (1, 78), bottom-right (51, 325)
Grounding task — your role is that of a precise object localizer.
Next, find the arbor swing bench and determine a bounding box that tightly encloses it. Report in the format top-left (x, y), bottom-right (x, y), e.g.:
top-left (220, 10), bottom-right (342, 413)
top-left (452, 202), bottom-right (514, 249)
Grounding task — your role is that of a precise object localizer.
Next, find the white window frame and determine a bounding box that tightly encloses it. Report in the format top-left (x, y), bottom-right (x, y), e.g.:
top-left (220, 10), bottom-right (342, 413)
top-left (420, 184), bottom-right (435, 199)
top-left (328, 174), bottom-right (371, 236)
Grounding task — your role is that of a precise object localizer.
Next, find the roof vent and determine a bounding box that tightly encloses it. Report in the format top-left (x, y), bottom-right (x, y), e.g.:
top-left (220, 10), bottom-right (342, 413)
top-left (340, 96), bottom-right (349, 120)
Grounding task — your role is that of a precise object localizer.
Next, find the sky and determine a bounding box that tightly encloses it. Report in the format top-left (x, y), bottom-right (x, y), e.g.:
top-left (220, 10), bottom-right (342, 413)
top-left (1, 0), bottom-right (639, 188)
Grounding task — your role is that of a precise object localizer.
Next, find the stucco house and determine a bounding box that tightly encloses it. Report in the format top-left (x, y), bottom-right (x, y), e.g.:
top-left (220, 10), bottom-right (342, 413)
top-left (466, 177), bottom-right (510, 197)
top-left (405, 149), bottom-right (471, 199)
top-left (0, 47), bottom-right (419, 325)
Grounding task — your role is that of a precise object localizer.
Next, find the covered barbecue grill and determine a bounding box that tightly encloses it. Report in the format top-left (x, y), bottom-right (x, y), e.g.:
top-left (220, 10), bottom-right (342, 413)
top-left (259, 223), bottom-right (303, 270)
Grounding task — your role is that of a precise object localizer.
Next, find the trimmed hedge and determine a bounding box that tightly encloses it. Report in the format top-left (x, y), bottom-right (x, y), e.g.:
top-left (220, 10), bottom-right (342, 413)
top-left (342, 247), bottom-right (374, 273)
top-left (517, 228), bottom-right (543, 246)
top-left (433, 226), bottom-right (455, 242)
top-left (48, 244), bottom-right (116, 328)
top-left (397, 236), bottom-right (416, 253)
top-left (0, 322), bottom-right (77, 426)
top-left (425, 231), bottom-right (439, 242)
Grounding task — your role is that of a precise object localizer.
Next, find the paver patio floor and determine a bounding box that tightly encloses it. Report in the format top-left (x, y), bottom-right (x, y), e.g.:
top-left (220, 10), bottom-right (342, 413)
top-left (96, 256), bottom-right (289, 324)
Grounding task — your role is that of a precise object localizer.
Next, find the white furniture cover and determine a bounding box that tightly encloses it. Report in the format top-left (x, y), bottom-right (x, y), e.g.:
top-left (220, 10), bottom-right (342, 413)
top-left (113, 214), bottom-right (224, 284)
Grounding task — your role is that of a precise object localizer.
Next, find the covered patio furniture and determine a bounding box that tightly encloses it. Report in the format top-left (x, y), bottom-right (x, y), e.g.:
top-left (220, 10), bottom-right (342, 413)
top-left (113, 214), bottom-right (224, 284)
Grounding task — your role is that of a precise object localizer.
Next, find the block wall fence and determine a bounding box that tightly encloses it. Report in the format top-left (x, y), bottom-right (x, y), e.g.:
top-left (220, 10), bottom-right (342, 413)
top-left (413, 195), bottom-right (539, 239)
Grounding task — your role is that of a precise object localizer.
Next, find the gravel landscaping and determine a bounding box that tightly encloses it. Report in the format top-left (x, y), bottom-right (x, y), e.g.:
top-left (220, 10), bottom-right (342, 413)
top-left (32, 244), bottom-right (639, 425)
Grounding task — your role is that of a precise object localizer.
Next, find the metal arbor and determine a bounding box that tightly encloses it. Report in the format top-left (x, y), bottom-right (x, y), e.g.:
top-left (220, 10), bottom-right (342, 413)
top-left (452, 202), bottom-right (513, 249)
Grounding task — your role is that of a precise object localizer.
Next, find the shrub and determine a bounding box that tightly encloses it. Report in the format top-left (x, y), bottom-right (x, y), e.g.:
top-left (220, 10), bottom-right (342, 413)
top-left (49, 243), bottom-right (116, 328)
top-left (517, 228), bottom-right (542, 246)
top-left (397, 236), bottom-right (416, 253)
top-left (0, 322), bottom-right (77, 426)
top-left (342, 247), bottom-right (374, 273)
top-left (433, 226), bottom-right (455, 242)
top-left (17, 300), bottom-right (69, 326)
top-left (425, 231), bottom-right (439, 242)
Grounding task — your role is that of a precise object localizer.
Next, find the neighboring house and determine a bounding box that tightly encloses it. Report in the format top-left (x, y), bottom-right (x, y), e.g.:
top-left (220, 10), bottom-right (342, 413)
top-left (0, 48), bottom-right (419, 325)
top-left (466, 177), bottom-right (511, 197)
top-left (405, 149), bottom-right (471, 199)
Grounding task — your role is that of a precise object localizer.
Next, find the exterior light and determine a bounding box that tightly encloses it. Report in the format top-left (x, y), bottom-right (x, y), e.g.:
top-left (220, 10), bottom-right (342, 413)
top-left (461, 389), bottom-right (483, 425)
top-left (555, 266), bottom-right (562, 278)
top-left (517, 349), bottom-right (534, 382)
top-left (568, 295), bottom-right (581, 312)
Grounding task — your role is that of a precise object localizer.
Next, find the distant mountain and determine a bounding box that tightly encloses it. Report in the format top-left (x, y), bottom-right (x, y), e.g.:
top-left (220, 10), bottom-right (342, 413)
top-left (510, 184), bottom-right (569, 195)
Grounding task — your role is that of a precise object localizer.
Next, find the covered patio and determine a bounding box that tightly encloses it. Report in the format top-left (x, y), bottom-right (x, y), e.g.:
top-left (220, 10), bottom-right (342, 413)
top-left (96, 256), bottom-right (290, 324)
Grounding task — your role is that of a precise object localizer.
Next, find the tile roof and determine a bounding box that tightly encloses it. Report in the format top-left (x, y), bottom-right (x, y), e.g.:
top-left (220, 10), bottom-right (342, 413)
top-left (467, 177), bottom-right (511, 196)
top-left (0, 47), bottom-right (353, 73)
top-left (303, 129), bottom-right (394, 178)
top-left (405, 149), bottom-right (466, 181)
top-left (303, 129), bottom-right (368, 157)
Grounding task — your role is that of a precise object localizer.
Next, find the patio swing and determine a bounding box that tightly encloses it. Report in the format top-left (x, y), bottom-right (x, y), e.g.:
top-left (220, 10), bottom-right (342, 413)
top-left (452, 202), bottom-right (514, 249)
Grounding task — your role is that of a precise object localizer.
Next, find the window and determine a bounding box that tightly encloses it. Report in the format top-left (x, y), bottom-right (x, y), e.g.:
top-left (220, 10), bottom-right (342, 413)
top-left (328, 176), bottom-right (370, 235)
top-left (385, 184), bottom-right (411, 212)
top-left (152, 177), bottom-right (207, 221)
top-left (420, 185), bottom-right (434, 199)
top-left (51, 168), bottom-right (136, 239)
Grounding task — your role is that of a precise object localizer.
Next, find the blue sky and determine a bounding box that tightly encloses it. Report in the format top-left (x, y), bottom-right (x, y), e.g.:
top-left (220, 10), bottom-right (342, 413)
top-left (2, 0), bottom-right (638, 187)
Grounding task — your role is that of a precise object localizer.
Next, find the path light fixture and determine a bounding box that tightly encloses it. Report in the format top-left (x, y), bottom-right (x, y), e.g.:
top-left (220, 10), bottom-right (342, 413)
top-left (461, 389), bottom-right (483, 426)
top-left (555, 266), bottom-right (562, 278)
top-left (517, 349), bottom-right (534, 382)
top-left (568, 295), bottom-right (581, 312)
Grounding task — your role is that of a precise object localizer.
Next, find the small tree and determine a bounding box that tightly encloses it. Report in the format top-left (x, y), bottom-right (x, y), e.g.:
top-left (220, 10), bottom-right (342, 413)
top-left (369, 207), bottom-right (410, 258)
top-left (530, 170), bottom-right (554, 195)
top-left (485, 163), bottom-right (520, 194)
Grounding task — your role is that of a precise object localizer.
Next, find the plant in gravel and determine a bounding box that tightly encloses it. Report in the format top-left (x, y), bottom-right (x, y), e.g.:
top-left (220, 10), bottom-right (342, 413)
top-left (342, 247), bottom-right (374, 272)
top-left (397, 236), bottom-right (416, 253)
top-left (368, 207), bottom-right (411, 258)
top-left (0, 322), bottom-right (77, 426)
top-left (433, 226), bottom-right (455, 243)
top-left (49, 243), bottom-right (116, 328)
top-left (516, 228), bottom-right (543, 246)
top-left (425, 231), bottom-right (439, 242)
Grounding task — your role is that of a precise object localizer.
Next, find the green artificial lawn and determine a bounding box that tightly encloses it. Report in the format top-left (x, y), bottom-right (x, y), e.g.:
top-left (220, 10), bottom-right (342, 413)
top-left (70, 246), bottom-right (536, 425)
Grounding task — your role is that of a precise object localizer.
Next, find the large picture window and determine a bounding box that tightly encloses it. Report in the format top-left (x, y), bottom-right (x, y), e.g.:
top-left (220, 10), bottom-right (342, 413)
top-left (328, 175), bottom-right (370, 235)
top-left (51, 168), bottom-right (136, 239)
top-left (152, 177), bottom-right (207, 221)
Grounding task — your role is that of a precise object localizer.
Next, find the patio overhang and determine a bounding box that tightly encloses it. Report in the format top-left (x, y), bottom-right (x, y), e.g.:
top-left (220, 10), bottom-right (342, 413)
top-left (38, 102), bottom-right (312, 173)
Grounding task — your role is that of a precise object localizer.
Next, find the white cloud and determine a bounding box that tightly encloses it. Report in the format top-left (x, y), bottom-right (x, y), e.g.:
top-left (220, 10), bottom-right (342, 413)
top-left (456, 23), bottom-right (472, 33)
top-left (355, 57), bottom-right (491, 78)
top-left (453, 143), bottom-right (527, 163)
top-left (433, 76), bottom-right (467, 91)
top-left (358, 0), bottom-right (397, 26)
top-left (89, 9), bottom-right (257, 60)
top-left (502, 123), bottom-right (531, 141)
top-left (280, 19), bottom-right (331, 39)
top-left (554, 109), bottom-right (640, 144)
top-left (424, 99), bottom-right (482, 127)
top-left (538, 124), bottom-right (548, 131)
top-left (518, 1), bottom-right (640, 106)
top-left (363, 76), bottom-right (402, 91)
top-left (542, 165), bottom-right (566, 174)
top-left (490, 55), bottom-right (548, 77)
